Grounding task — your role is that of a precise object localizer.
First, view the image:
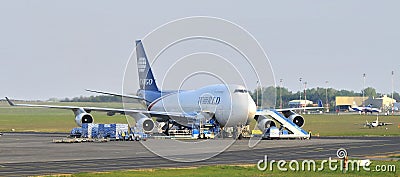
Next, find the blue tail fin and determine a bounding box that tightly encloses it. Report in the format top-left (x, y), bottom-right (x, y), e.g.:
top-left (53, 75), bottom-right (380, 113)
top-left (136, 40), bottom-right (159, 91)
top-left (318, 100), bottom-right (323, 107)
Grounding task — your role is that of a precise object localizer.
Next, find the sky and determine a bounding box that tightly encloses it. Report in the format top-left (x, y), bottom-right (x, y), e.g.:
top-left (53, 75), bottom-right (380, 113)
top-left (1, 0), bottom-right (399, 100)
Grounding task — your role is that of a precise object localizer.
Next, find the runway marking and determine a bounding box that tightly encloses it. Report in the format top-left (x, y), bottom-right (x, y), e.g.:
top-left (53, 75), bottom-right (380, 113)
top-left (313, 148), bottom-right (324, 152)
top-left (382, 151), bottom-right (400, 155)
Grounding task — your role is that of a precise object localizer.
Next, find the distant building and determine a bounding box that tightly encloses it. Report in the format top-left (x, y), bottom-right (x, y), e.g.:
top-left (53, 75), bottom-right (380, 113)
top-left (364, 95), bottom-right (396, 111)
top-left (335, 96), bottom-right (367, 111)
top-left (335, 95), bottom-right (396, 112)
top-left (288, 100), bottom-right (313, 108)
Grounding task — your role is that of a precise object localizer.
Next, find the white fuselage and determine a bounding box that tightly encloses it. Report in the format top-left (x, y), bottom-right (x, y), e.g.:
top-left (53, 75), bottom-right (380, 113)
top-left (148, 84), bottom-right (256, 127)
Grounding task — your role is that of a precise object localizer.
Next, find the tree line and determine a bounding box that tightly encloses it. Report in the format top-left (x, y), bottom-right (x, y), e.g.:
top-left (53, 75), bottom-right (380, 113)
top-left (60, 95), bottom-right (122, 102)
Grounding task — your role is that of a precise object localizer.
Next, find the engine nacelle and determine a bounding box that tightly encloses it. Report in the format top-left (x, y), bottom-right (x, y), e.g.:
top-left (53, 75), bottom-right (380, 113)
top-left (136, 118), bottom-right (155, 132)
top-left (75, 113), bottom-right (94, 127)
top-left (257, 115), bottom-right (276, 132)
top-left (281, 111), bottom-right (305, 127)
top-left (288, 114), bottom-right (305, 128)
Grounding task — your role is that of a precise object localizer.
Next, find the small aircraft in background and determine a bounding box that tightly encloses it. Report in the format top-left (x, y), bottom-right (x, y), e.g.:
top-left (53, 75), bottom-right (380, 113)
top-left (363, 116), bottom-right (393, 128)
top-left (352, 104), bottom-right (382, 113)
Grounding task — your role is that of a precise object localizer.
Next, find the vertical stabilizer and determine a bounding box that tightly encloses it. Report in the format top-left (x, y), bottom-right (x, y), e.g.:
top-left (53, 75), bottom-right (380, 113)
top-left (317, 100), bottom-right (323, 107)
top-left (136, 40), bottom-right (159, 91)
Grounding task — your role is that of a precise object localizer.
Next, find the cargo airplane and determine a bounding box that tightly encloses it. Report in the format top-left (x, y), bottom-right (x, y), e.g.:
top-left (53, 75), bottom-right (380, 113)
top-left (6, 40), bottom-right (322, 137)
top-left (352, 104), bottom-right (382, 113)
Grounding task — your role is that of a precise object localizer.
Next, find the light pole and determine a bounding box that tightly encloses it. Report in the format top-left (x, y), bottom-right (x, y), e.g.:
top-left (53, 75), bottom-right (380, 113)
top-left (392, 71), bottom-right (394, 115)
top-left (304, 81), bottom-right (307, 107)
top-left (256, 80), bottom-right (259, 109)
top-left (301, 81), bottom-right (307, 114)
top-left (299, 77), bottom-right (302, 108)
top-left (362, 73), bottom-right (366, 107)
top-left (279, 79), bottom-right (283, 109)
top-left (325, 80), bottom-right (329, 112)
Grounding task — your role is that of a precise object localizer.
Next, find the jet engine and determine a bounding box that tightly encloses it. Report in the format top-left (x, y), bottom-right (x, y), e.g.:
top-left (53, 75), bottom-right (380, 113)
top-left (282, 111), bottom-right (305, 127)
top-left (75, 113), bottom-right (94, 127)
top-left (256, 115), bottom-right (276, 132)
top-left (136, 118), bottom-right (155, 132)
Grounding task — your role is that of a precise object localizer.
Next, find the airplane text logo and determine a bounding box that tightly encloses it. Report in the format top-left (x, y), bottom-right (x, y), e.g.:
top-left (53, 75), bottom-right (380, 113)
top-left (138, 57), bottom-right (146, 73)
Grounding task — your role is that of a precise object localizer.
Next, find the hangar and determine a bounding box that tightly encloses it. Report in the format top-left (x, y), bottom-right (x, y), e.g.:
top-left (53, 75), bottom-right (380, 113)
top-left (335, 95), bottom-right (396, 111)
top-left (364, 95), bottom-right (396, 111)
top-left (335, 96), bottom-right (366, 111)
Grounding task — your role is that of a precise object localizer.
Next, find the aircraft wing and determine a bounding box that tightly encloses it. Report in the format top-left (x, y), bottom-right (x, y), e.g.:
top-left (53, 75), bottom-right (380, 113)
top-left (5, 97), bottom-right (194, 119)
top-left (382, 122), bottom-right (393, 126)
top-left (274, 107), bottom-right (324, 112)
top-left (351, 107), bottom-right (363, 112)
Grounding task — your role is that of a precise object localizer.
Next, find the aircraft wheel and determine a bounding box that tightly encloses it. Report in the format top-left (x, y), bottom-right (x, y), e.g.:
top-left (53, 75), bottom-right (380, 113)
top-left (238, 134), bottom-right (243, 140)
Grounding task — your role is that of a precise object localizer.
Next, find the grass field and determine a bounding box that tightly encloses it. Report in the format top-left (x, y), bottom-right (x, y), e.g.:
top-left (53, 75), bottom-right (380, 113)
top-left (1, 101), bottom-right (400, 136)
top-left (302, 114), bottom-right (400, 136)
top-left (0, 101), bottom-right (130, 132)
top-left (50, 161), bottom-right (399, 177)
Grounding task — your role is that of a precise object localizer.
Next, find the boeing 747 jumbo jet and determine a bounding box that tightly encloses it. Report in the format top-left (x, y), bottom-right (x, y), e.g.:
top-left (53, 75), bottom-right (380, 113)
top-left (6, 40), bottom-right (321, 138)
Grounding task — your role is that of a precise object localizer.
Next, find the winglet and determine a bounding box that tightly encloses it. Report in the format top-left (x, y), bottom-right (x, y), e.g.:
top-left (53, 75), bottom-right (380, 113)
top-left (5, 97), bottom-right (15, 106)
top-left (85, 89), bottom-right (109, 95)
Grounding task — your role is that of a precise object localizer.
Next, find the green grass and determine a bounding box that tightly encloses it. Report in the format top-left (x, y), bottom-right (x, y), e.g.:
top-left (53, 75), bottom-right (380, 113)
top-left (50, 160), bottom-right (399, 177)
top-left (302, 114), bottom-right (400, 136)
top-left (1, 101), bottom-right (400, 136)
top-left (246, 114), bottom-right (400, 137)
top-left (0, 101), bottom-right (131, 132)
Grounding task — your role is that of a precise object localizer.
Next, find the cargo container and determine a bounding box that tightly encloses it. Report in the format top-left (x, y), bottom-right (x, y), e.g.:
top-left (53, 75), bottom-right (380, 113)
top-left (81, 123), bottom-right (89, 138)
top-left (78, 123), bottom-right (130, 139)
top-left (90, 124), bottom-right (99, 138)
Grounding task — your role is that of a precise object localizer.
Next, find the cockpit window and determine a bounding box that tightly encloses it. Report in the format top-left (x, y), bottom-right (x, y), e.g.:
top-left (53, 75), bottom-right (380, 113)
top-left (234, 89), bottom-right (248, 93)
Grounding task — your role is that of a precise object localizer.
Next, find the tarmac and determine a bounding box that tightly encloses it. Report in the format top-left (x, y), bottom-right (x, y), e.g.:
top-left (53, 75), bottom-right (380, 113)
top-left (0, 132), bottom-right (399, 176)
